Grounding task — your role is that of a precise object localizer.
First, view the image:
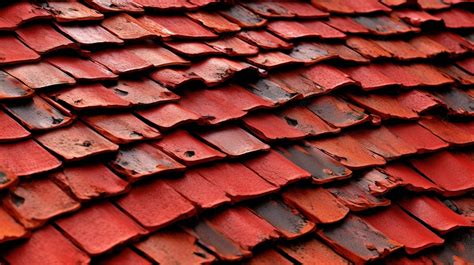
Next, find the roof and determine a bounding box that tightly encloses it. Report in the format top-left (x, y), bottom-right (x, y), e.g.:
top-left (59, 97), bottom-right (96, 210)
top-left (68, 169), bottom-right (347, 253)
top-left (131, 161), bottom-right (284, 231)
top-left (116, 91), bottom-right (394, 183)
top-left (0, 0), bottom-right (473, 264)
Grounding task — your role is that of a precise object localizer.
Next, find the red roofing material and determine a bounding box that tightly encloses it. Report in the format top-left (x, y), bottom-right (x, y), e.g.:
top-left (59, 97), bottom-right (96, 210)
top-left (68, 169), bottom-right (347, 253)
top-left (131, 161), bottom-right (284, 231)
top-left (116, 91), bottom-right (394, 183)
top-left (98, 248), bottom-right (151, 265)
top-left (85, 0), bottom-right (144, 13)
top-left (248, 51), bottom-right (302, 69)
top-left (358, 169), bottom-right (404, 195)
top-left (327, 17), bottom-right (370, 34)
top-left (429, 32), bottom-right (473, 55)
top-left (278, 106), bottom-right (339, 137)
top-left (56, 24), bottom-right (123, 46)
top-left (139, 15), bottom-right (218, 39)
top-left (0, 2), bottom-right (50, 30)
top-left (268, 20), bottom-right (345, 40)
top-left (383, 162), bottom-right (444, 193)
top-left (352, 16), bottom-right (419, 35)
top-left (136, 103), bottom-right (200, 130)
top-left (247, 249), bottom-right (292, 265)
top-left (419, 116), bottom-right (474, 145)
top-left (388, 123), bottom-right (449, 153)
top-left (311, 0), bottom-right (390, 14)
top-left (101, 14), bottom-right (154, 40)
top-left (165, 41), bottom-right (220, 57)
top-left (346, 37), bottom-right (393, 59)
top-left (302, 64), bottom-right (355, 91)
top-left (418, 0), bottom-right (450, 9)
top-left (0, 36), bottom-right (40, 65)
top-left (343, 65), bottom-right (399, 90)
top-left (397, 90), bottom-right (440, 114)
top-left (0, 206), bottom-right (27, 243)
top-left (348, 93), bottom-right (419, 120)
top-left (243, 113), bottom-right (307, 141)
top-left (456, 57), bottom-right (474, 75)
top-left (279, 238), bottom-right (349, 265)
top-left (127, 44), bottom-right (189, 68)
top-left (434, 8), bottom-right (474, 29)
top-left (206, 37), bottom-right (259, 56)
top-left (219, 5), bottom-right (267, 28)
top-left (329, 179), bottom-right (391, 211)
top-left (16, 24), bottom-right (75, 54)
top-left (90, 49), bottom-right (153, 74)
top-left (4, 62), bottom-right (75, 90)
top-left (187, 11), bottom-right (241, 33)
top-left (47, 56), bottom-right (118, 81)
top-left (0, 168), bottom-right (17, 191)
top-left (0, 71), bottom-right (33, 100)
top-left (45, 1), bottom-right (104, 22)
top-left (106, 78), bottom-right (179, 105)
top-left (237, 30), bottom-right (292, 50)
top-left (276, 1), bottom-right (329, 18)
top-left (392, 9), bottom-right (442, 26)
top-left (0, 110), bottom-right (30, 142)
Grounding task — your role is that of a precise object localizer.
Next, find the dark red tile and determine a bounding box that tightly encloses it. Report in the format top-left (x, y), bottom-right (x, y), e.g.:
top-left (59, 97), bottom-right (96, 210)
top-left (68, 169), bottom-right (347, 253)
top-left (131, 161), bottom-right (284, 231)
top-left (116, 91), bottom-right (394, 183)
top-left (244, 150), bottom-right (311, 187)
top-left (4, 62), bottom-right (75, 90)
top-left (83, 113), bottom-right (161, 144)
top-left (418, 116), bottom-right (474, 146)
top-left (237, 30), bottom-right (292, 50)
top-left (346, 37), bottom-right (393, 59)
top-left (310, 134), bottom-right (386, 169)
top-left (244, 79), bottom-right (298, 106)
top-left (220, 5), bottom-right (267, 28)
top-left (362, 205), bottom-right (444, 254)
top-left (329, 180), bottom-right (391, 211)
top-left (374, 39), bottom-right (427, 60)
top-left (268, 71), bottom-right (328, 98)
top-left (428, 32), bottom-right (473, 55)
top-left (102, 14), bottom-right (153, 40)
top-left (56, 202), bottom-right (146, 255)
top-left (268, 20), bottom-right (345, 40)
top-left (90, 49), bottom-right (153, 74)
top-left (324, 42), bottom-right (370, 63)
top-left (0, 2), bottom-right (50, 30)
top-left (398, 195), bottom-right (471, 234)
top-left (36, 122), bottom-right (119, 161)
top-left (98, 248), bottom-right (151, 265)
top-left (110, 143), bottom-right (185, 180)
top-left (132, 0), bottom-right (196, 9)
top-left (276, 143), bottom-right (352, 183)
top-left (246, 249), bottom-right (292, 265)
top-left (250, 199), bottom-right (315, 239)
top-left (411, 151), bottom-right (474, 196)
top-left (348, 93), bottom-right (419, 120)
top-left (0, 71), bottom-right (33, 100)
top-left (283, 187), bottom-right (349, 224)
top-left (418, 0), bottom-right (450, 9)
top-left (397, 90), bottom-right (440, 114)
top-left (45, 1), bottom-right (103, 22)
top-left (380, 0), bottom-right (408, 6)
top-left (242, 2), bottom-right (294, 18)
top-left (135, 228), bottom-right (215, 264)
top-left (306, 95), bottom-right (369, 128)
top-left (165, 170), bottom-right (230, 209)
top-left (433, 87), bottom-right (474, 116)
top-left (52, 163), bottom-right (129, 202)
top-left (198, 125), bottom-right (269, 157)
top-left (276, 2), bottom-right (329, 18)
top-left (0, 167), bottom-right (18, 191)
top-left (408, 35), bottom-right (450, 58)
top-left (206, 37), bottom-right (258, 56)
top-left (327, 17), bottom-right (370, 34)
top-left (208, 206), bottom-right (279, 249)
top-left (377, 63), bottom-right (453, 87)
top-left (137, 15), bottom-right (217, 39)
top-left (302, 64), bottom-right (355, 91)
top-left (137, 103), bottom-right (200, 130)
top-left (0, 140), bottom-right (61, 177)
top-left (197, 162), bottom-right (278, 201)
top-left (457, 57), bottom-right (474, 75)
top-left (318, 215), bottom-right (401, 264)
top-left (343, 65), bottom-right (399, 90)
top-left (127, 44), bottom-right (189, 68)
top-left (3, 226), bottom-right (89, 265)
top-left (287, 42), bottom-right (334, 64)
top-left (107, 78), bottom-right (179, 105)
top-left (16, 24), bottom-right (75, 54)
top-left (47, 56), bottom-right (118, 81)
top-left (352, 15), bottom-right (419, 35)
top-left (4, 96), bottom-right (73, 131)
top-left (49, 84), bottom-right (131, 110)
top-left (383, 162), bottom-right (444, 193)
top-left (154, 130), bottom-right (225, 165)
top-left (248, 51), bottom-right (302, 69)
top-left (165, 41), bottom-right (220, 57)
top-left (243, 113), bottom-right (307, 141)
top-left (150, 68), bottom-right (203, 88)
top-left (439, 65), bottom-right (474, 85)
top-left (187, 11), bottom-right (241, 33)
top-left (3, 178), bottom-right (79, 229)
top-left (311, 0), bottom-right (391, 13)
top-left (388, 123), bottom-right (448, 153)
top-left (56, 24), bottom-right (123, 46)
top-left (434, 8), bottom-right (474, 29)
top-left (0, 35), bottom-right (39, 65)
top-left (279, 238), bottom-right (349, 265)
top-left (358, 169), bottom-right (404, 195)
top-left (0, 109), bottom-right (30, 142)
top-left (445, 197), bottom-right (474, 222)
top-left (117, 180), bottom-right (195, 230)
top-left (85, 0), bottom-right (144, 13)
top-left (0, 206), bottom-right (27, 243)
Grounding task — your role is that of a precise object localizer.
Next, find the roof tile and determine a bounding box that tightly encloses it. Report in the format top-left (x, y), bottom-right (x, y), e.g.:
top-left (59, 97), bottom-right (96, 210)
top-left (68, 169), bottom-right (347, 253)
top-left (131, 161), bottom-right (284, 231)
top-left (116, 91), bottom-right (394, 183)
top-left (16, 24), bottom-right (75, 54)
top-left (106, 78), bottom-right (179, 106)
top-left (246, 249), bottom-right (292, 265)
top-left (348, 92), bottom-right (419, 120)
top-left (328, 179), bottom-right (391, 211)
top-left (445, 197), bottom-right (474, 222)
top-left (0, 167), bottom-right (17, 191)
top-left (434, 8), bottom-right (474, 29)
top-left (84, 0), bottom-right (144, 13)
top-left (244, 79), bottom-right (298, 106)
top-left (388, 123), bottom-right (449, 153)
top-left (0, 2), bottom-right (51, 30)
top-left (311, 0), bottom-right (391, 14)
top-left (302, 64), bottom-right (355, 91)
top-left (97, 248), bottom-right (151, 265)
top-left (0, 109), bottom-right (30, 142)
top-left (237, 30), bottom-right (292, 50)
top-left (456, 57), bottom-right (474, 75)
top-left (433, 87), bottom-right (474, 116)
top-left (186, 57), bottom-right (257, 86)
top-left (165, 41), bottom-right (220, 57)
top-left (242, 2), bottom-right (294, 18)
top-left (439, 65), bottom-right (474, 85)
top-left (278, 106), bottom-right (339, 137)
top-left (276, 1), bottom-right (329, 18)
top-left (393, 9), bottom-right (442, 26)
top-left (0, 71), bottom-right (33, 100)
top-left (374, 39), bottom-right (427, 60)
top-left (139, 15), bottom-right (218, 39)
top-left (397, 90), bottom-right (440, 114)
top-left (346, 37), bottom-right (393, 59)
top-left (428, 32), bottom-right (473, 55)
top-left (47, 56), bottom-right (118, 81)
top-left (267, 71), bottom-right (327, 97)
top-left (419, 116), bottom-right (474, 145)
top-left (353, 15), bottom-right (419, 35)
top-left (90, 48), bottom-right (153, 74)
top-left (127, 44), bottom-right (189, 68)
top-left (4, 62), bottom-right (75, 90)
top-left (206, 37), bottom-right (259, 56)
top-left (418, 0), bottom-right (450, 9)
top-left (279, 238), bottom-right (349, 265)
top-left (288, 42), bottom-right (334, 64)
top-left (56, 23), bottom-right (123, 46)
top-left (383, 162), bottom-right (444, 193)
top-left (136, 103), bottom-right (200, 130)
top-left (327, 17), bottom-right (370, 34)
top-left (248, 51), bottom-right (302, 69)
top-left (358, 168), bottom-right (404, 195)
top-left (44, 1), bottom-right (104, 22)
top-left (219, 5), bottom-right (267, 28)
top-left (101, 14), bottom-right (154, 40)
top-left (0, 206), bottom-right (27, 244)
top-left (343, 65), bottom-right (399, 90)
top-left (268, 20), bottom-right (345, 40)
top-left (187, 11), bottom-right (241, 33)
top-left (243, 113), bottom-right (307, 141)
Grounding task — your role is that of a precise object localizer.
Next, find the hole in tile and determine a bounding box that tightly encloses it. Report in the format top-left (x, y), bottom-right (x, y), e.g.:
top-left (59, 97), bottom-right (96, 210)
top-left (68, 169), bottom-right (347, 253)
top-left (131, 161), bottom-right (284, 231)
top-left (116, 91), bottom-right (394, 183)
top-left (80, 140), bottom-right (92, 147)
top-left (0, 172), bottom-right (8, 184)
top-left (52, 117), bottom-right (64, 125)
top-left (284, 116), bottom-right (298, 126)
top-left (10, 193), bottom-right (25, 207)
top-left (113, 88), bottom-right (129, 96)
top-left (184, 150), bottom-right (196, 157)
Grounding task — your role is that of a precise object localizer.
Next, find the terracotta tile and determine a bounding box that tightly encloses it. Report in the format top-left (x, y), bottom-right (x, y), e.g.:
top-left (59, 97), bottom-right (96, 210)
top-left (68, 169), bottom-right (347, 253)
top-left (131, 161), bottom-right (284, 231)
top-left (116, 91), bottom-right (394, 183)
top-left (380, 0), bottom-right (408, 6)
top-left (457, 57), bottom-right (474, 75)
top-left (106, 78), bottom-right (179, 105)
top-left (377, 63), bottom-right (453, 87)
top-left (353, 15), bottom-right (419, 35)
top-left (0, 140), bottom-right (61, 177)
top-left (358, 169), bottom-right (404, 195)
top-left (0, 71), bottom-right (33, 100)
top-left (383, 162), bottom-right (444, 193)
top-left (410, 151), bottom-right (474, 196)
top-left (328, 180), bottom-right (391, 211)
top-left (318, 215), bottom-right (402, 264)
top-left (248, 51), bottom-right (302, 69)
top-left (287, 42), bottom-right (334, 64)
top-left (136, 103), bottom-right (200, 130)
top-left (439, 65), bottom-right (474, 85)
top-left (0, 2), bottom-right (50, 30)
top-left (198, 125), bottom-right (269, 157)
top-left (206, 37), bottom-right (258, 56)
top-left (323, 42), bottom-right (369, 63)
top-left (16, 24), bottom-right (75, 54)
top-left (237, 30), bottom-right (292, 50)
top-left (197, 162), bottom-right (278, 201)
top-left (276, 1), bottom-right (328, 18)
top-left (150, 68), bottom-right (203, 88)
top-left (102, 14), bottom-right (153, 40)
top-left (268, 71), bottom-right (328, 97)
top-left (242, 2), bottom-right (295, 18)
top-left (418, 0), bottom-right (450, 9)
top-left (429, 32), bottom-right (472, 55)
top-left (52, 163), bottom-right (129, 202)
top-left (0, 35), bottom-right (39, 65)
top-left (268, 20), bottom-right (345, 40)
top-left (433, 87), bottom-right (474, 116)
top-left (394, 9), bottom-right (442, 26)
top-left (98, 248), bottom-right (151, 265)
top-left (165, 41), bottom-right (220, 57)
top-left (56, 202), bottom-right (146, 255)
top-left (208, 206), bottom-right (279, 249)
top-left (327, 17), bottom-right (370, 34)
top-left (244, 150), bottom-right (310, 187)
top-left (343, 65), bottom-right (399, 90)
top-left (135, 228), bottom-right (215, 264)
top-left (434, 9), bottom-right (474, 29)
top-left (346, 37), bottom-right (393, 59)
top-left (49, 84), bottom-right (131, 110)
top-left (187, 11), bottom-right (240, 33)
top-left (47, 56), bottom-right (117, 81)
top-left (138, 15), bottom-right (217, 39)
top-left (0, 167), bottom-right (18, 191)
top-left (397, 90), bottom-right (440, 114)
top-left (374, 39), bottom-right (427, 60)
top-left (165, 170), bottom-right (230, 209)
top-left (283, 187), bottom-right (349, 224)
top-left (250, 199), bottom-right (315, 239)
top-left (398, 195), bottom-right (471, 234)
top-left (362, 205), bottom-right (444, 254)
top-left (310, 134), bottom-right (386, 169)
top-left (408, 36), bottom-right (450, 58)
top-left (0, 206), bottom-right (27, 243)
top-left (311, 0), bottom-right (391, 13)
top-left (85, 0), bottom-right (144, 13)
top-left (56, 24), bottom-right (123, 46)
top-left (110, 143), bottom-right (185, 180)
top-left (3, 226), bottom-right (89, 265)
top-left (45, 1), bottom-right (103, 22)
top-left (83, 113), bottom-right (161, 144)
top-left (36, 122), bottom-right (119, 161)
top-left (245, 249), bottom-right (292, 265)
top-left (0, 109), bottom-right (30, 142)
top-left (445, 196), bottom-right (474, 222)
top-left (4, 62), bottom-right (75, 90)
top-left (132, 0), bottom-right (196, 9)
top-left (418, 116), bottom-right (474, 145)
top-left (302, 64), bottom-right (355, 91)
top-left (348, 93), bottom-right (419, 120)
top-left (90, 49), bottom-right (153, 74)
top-left (279, 238), bottom-right (349, 265)
top-left (117, 180), bottom-right (195, 230)
top-left (127, 44), bottom-right (189, 68)
top-left (220, 5), bottom-right (267, 28)
top-left (388, 123), bottom-right (448, 153)
top-left (306, 95), bottom-right (369, 128)
top-left (3, 178), bottom-right (79, 229)
top-left (276, 144), bottom-right (352, 183)
top-left (244, 79), bottom-right (298, 106)
top-left (244, 113), bottom-right (307, 141)
top-left (187, 219), bottom-right (250, 261)
top-left (205, 84), bottom-right (273, 112)
top-left (154, 130), bottom-right (225, 165)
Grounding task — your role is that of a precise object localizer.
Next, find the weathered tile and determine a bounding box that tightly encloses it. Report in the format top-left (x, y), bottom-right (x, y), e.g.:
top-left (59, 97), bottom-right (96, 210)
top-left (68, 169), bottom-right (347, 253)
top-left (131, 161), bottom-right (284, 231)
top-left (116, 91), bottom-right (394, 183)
top-left (429, 32), bottom-right (473, 55)
top-left (85, 0), bottom-right (144, 13)
top-left (242, 2), bottom-right (294, 18)
top-left (47, 56), bottom-right (117, 81)
top-left (439, 65), bottom-right (474, 85)
top-left (433, 87), bottom-right (474, 116)
top-left (343, 65), bottom-right (399, 90)
top-left (137, 103), bottom-right (200, 130)
top-left (102, 14), bottom-right (154, 40)
top-left (353, 15), bottom-right (419, 35)
top-left (127, 44), bottom-right (189, 68)
top-left (247, 51), bottom-right (302, 69)
top-left (394, 9), bottom-right (442, 26)
top-left (0, 167), bottom-right (18, 191)
top-left (245, 249), bottom-right (292, 265)
top-left (444, 196), bottom-right (474, 222)
top-left (0, 71), bottom-right (33, 100)
top-left (206, 37), bottom-right (258, 56)
top-left (434, 8), bottom-right (474, 29)
top-left (276, 1), bottom-right (329, 18)
top-left (150, 68), bottom-right (203, 89)
top-left (237, 30), bottom-right (292, 50)
top-left (419, 116), bottom-right (474, 145)
top-left (0, 109), bottom-right (30, 142)
top-left (138, 15), bottom-right (217, 39)
top-left (327, 17), bottom-right (370, 34)
top-left (268, 20), bottom-right (345, 40)
top-left (244, 79), bottom-right (298, 106)
top-left (5, 62), bottom-right (75, 90)
top-left (0, 35), bottom-right (39, 65)
top-left (307, 95), bottom-right (369, 128)
top-left (165, 41), bottom-right (220, 57)
top-left (457, 57), bottom-right (474, 75)
top-left (302, 64), bottom-right (356, 91)
top-left (346, 37), bottom-right (393, 59)
top-left (348, 93), bottom-right (419, 120)
top-left (397, 90), bottom-right (440, 114)
top-left (97, 248), bottom-right (151, 265)
top-left (373, 39), bottom-right (426, 60)
top-left (90, 48), bottom-right (153, 74)
top-left (357, 169), bottom-right (404, 195)
top-left (268, 71), bottom-right (327, 97)
top-left (107, 78), bottom-right (179, 106)
top-left (380, 63), bottom-right (453, 87)
top-left (311, 0), bottom-right (391, 13)
top-left (0, 2), bottom-right (50, 30)
top-left (328, 180), bottom-right (391, 211)
top-left (382, 162), bottom-right (444, 193)
top-left (16, 24), bottom-right (75, 54)
top-left (288, 42), bottom-right (334, 64)
top-left (408, 35), bottom-right (450, 57)
top-left (44, 1), bottom-right (103, 22)
top-left (56, 24), bottom-right (123, 46)
top-left (278, 238), bottom-right (349, 265)
top-left (0, 206), bottom-right (27, 243)
top-left (220, 5), bottom-right (267, 28)
top-left (187, 11), bottom-right (240, 33)
top-left (388, 123), bottom-right (448, 153)
top-left (243, 113), bottom-right (307, 141)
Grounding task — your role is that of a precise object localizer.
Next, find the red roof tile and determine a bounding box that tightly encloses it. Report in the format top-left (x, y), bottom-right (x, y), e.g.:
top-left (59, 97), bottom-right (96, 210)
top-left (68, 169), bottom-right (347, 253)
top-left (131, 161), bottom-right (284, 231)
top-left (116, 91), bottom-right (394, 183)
top-left (139, 15), bottom-right (218, 39)
top-left (56, 23), bottom-right (123, 46)
top-left (136, 103), bottom-right (200, 130)
top-left (388, 123), bottom-right (449, 153)
top-left (220, 5), bottom-right (267, 28)
top-left (16, 24), bottom-right (75, 54)
top-left (47, 56), bottom-right (117, 81)
top-left (268, 20), bottom-right (345, 40)
top-left (243, 113), bottom-right (307, 141)
top-left (4, 62), bottom-right (75, 90)
top-left (0, 206), bottom-right (27, 244)
top-left (85, 0), bottom-right (144, 13)
top-left (101, 14), bottom-right (154, 40)
top-left (279, 238), bottom-right (349, 265)
top-left (311, 0), bottom-right (391, 14)
top-left (206, 37), bottom-right (259, 56)
top-left (45, 1), bottom-right (104, 22)
top-left (237, 30), bottom-right (292, 50)
top-left (0, 36), bottom-right (39, 65)
top-left (187, 11), bottom-right (241, 33)
top-left (434, 8), bottom-right (474, 29)
top-left (419, 116), bottom-right (474, 146)
top-left (0, 2), bottom-right (50, 30)
top-left (0, 109), bottom-right (30, 142)
top-left (97, 248), bottom-right (151, 265)
top-left (0, 71), bottom-right (33, 100)
top-left (106, 78), bottom-right (179, 105)
top-left (90, 48), bottom-right (153, 74)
